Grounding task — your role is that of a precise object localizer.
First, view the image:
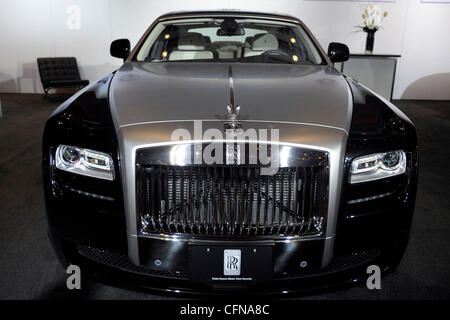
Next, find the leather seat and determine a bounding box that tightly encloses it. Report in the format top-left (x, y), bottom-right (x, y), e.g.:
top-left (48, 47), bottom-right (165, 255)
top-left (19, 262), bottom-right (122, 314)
top-left (240, 36), bottom-right (255, 57)
top-left (169, 33), bottom-right (214, 61)
top-left (243, 33), bottom-right (279, 57)
top-left (218, 45), bottom-right (238, 59)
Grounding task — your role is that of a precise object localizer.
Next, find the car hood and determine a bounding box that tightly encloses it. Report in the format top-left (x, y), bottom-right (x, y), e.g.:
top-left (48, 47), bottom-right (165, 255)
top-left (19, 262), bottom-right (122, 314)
top-left (109, 62), bottom-right (352, 133)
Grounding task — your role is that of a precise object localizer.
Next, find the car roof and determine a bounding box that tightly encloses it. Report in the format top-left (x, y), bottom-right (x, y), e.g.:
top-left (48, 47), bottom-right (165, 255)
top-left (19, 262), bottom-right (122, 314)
top-left (155, 10), bottom-right (302, 24)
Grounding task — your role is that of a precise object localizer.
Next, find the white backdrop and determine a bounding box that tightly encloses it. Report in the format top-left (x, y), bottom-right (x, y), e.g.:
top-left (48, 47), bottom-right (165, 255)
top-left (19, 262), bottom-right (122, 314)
top-left (0, 0), bottom-right (449, 99)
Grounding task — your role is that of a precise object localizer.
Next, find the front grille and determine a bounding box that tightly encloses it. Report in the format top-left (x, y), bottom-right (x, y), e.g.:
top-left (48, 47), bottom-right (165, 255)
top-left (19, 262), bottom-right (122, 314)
top-left (136, 145), bottom-right (329, 237)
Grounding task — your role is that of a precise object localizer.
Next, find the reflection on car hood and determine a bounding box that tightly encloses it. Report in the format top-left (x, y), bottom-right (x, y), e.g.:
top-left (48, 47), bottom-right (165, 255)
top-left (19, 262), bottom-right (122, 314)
top-left (109, 62), bottom-right (352, 132)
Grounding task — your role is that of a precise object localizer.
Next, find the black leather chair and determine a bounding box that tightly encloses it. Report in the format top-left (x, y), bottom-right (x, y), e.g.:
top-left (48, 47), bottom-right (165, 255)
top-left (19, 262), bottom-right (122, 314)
top-left (37, 57), bottom-right (89, 97)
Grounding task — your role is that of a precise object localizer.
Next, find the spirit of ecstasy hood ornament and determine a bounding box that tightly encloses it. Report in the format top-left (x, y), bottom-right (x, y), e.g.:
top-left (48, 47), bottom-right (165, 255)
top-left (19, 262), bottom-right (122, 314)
top-left (225, 66), bottom-right (242, 131)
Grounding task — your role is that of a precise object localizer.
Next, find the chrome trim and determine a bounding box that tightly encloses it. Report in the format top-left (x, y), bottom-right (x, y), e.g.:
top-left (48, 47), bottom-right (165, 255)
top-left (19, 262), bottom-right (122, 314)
top-left (138, 231), bottom-right (330, 243)
top-left (320, 81), bottom-right (353, 268)
top-left (225, 66), bottom-right (242, 131)
top-left (120, 119), bottom-right (348, 135)
top-left (228, 66), bottom-right (236, 108)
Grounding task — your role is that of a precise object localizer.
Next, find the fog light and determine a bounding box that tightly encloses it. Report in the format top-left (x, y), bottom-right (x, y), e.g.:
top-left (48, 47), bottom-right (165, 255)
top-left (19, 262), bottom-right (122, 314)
top-left (154, 259), bottom-right (162, 266)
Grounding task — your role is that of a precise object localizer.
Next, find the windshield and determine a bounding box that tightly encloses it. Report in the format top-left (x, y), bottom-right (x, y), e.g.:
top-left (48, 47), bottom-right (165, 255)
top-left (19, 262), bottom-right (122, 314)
top-left (135, 17), bottom-right (326, 65)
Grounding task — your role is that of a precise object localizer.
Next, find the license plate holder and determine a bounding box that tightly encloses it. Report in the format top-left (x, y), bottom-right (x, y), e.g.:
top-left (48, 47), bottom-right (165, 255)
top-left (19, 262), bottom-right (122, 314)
top-left (190, 244), bottom-right (273, 283)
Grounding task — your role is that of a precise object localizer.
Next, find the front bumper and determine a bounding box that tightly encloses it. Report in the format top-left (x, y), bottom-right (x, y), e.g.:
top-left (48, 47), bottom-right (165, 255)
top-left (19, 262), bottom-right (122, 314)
top-left (49, 225), bottom-right (408, 296)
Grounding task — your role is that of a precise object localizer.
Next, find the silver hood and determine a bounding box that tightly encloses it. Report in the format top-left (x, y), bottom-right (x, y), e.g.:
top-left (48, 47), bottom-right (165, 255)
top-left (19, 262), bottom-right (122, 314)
top-left (109, 62), bottom-right (352, 132)
top-left (108, 62), bottom-right (353, 268)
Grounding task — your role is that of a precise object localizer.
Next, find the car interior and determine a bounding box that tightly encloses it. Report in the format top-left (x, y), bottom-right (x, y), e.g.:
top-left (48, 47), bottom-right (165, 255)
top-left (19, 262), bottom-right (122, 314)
top-left (141, 18), bottom-right (324, 65)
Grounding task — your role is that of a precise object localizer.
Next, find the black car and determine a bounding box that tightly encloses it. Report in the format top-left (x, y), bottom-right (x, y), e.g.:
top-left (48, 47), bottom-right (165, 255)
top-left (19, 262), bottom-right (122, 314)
top-left (42, 11), bottom-right (418, 295)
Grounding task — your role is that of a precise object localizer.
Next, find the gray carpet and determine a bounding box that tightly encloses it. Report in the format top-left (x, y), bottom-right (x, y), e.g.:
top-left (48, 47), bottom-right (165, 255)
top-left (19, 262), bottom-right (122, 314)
top-left (0, 93), bottom-right (449, 299)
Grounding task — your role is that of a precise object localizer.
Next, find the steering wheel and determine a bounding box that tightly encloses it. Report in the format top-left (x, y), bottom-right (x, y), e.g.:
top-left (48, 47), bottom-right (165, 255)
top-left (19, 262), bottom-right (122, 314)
top-left (261, 50), bottom-right (293, 63)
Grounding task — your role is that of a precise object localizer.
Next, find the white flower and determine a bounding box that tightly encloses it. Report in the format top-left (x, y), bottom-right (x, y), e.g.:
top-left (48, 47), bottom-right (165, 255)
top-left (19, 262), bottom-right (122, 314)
top-left (363, 4), bottom-right (387, 30)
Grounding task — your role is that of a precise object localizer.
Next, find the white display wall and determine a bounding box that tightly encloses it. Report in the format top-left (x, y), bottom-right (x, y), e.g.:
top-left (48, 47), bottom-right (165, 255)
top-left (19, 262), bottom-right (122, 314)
top-left (0, 0), bottom-right (449, 100)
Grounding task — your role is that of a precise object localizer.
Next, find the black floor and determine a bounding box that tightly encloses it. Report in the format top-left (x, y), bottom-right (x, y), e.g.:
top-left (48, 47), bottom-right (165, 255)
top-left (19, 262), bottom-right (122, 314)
top-left (0, 94), bottom-right (449, 300)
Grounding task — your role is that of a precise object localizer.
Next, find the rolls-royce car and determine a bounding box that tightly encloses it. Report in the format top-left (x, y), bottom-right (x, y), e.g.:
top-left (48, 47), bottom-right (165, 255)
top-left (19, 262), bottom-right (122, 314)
top-left (42, 11), bottom-right (418, 295)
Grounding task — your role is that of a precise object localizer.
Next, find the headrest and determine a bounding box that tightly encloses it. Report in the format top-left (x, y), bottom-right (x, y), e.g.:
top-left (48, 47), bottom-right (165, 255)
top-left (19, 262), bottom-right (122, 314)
top-left (177, 33), bottom-right (206, 50)
top-left (252, 33), bottom-right (278, 51)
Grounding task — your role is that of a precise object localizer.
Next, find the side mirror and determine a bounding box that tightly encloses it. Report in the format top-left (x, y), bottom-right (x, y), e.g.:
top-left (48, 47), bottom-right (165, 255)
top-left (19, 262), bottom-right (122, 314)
top-left (110, 39), bottom-right (131, 61)
top-left (327, 42), bottom-right (349, 63)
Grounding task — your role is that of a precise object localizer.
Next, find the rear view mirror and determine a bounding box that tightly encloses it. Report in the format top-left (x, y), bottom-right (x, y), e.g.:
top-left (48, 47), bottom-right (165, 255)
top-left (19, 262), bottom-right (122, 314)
top-left (217, 18), bottom-right (245, 36)
top-left (327, 42), bottom-right (349, 63)
top-left (110, 39), bottom-right (131, 61)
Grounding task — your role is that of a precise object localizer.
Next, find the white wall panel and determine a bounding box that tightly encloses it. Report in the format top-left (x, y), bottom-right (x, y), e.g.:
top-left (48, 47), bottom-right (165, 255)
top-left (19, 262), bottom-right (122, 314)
top-left (50, 0), bottom-right (115, 82)
top-left (393, 0), bottom-right (450, 99)
top-left (0, 0), bottom-right (54, 93)
top-left (109, 0), bottom-right (170, 49)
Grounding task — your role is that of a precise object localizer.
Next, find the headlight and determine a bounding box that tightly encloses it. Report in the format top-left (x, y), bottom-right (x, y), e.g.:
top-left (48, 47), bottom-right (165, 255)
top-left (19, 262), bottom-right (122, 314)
top-left (56, 145), bottom-right (114, 181)
top-left (350, 150), bottom-right (406, 184)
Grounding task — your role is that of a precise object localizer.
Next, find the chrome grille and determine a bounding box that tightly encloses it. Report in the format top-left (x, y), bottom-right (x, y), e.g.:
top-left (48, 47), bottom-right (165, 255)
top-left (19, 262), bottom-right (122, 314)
top-left (136, 147), bottom-right (329, 237)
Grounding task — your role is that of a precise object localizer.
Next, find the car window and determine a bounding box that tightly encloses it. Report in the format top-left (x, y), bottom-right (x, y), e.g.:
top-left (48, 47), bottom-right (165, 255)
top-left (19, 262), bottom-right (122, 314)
top-left (136, 17), bottom-right (325, 65)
